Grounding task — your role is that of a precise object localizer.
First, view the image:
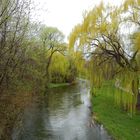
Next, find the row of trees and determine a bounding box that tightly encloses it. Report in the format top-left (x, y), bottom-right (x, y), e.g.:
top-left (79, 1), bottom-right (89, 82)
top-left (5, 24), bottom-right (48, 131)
top-left (0, 1), bottom-right (77, 139)
top-left (0, 0), bottom-right (77, 94)
top-left (69, 0), bottom-right (140, 114)
top-left (0, 0), bottom-right (31, 92)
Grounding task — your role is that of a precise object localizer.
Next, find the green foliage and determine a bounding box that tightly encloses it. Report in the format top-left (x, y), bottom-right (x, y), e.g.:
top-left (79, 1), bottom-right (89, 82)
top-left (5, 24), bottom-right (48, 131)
top-left (92, 82), bottom-right (140, 140)
top-left (47, 83), bottom-right (70, 88)
top-left (40, 26), bottom-right (64, 47)
top-left (49, 53), bottom-right (77, 83)
top-left (69, 0), bottom-right (140, 114)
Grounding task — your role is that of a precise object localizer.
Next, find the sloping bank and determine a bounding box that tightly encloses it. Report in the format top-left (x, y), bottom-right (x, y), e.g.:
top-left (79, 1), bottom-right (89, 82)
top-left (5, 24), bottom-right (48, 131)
top-left (0, 82), bottom-right (73, 140)
top-left (91, 82), bottom-right (140, 140)
top-left (0, 88), bottom-right (36, 140)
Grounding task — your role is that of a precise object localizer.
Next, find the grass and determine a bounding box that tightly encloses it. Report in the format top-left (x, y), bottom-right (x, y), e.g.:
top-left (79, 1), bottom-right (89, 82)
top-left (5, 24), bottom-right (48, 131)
top-left (92, 82), bottom-right (140, 140)
top-left (47, 83), bottom-right (71, 88)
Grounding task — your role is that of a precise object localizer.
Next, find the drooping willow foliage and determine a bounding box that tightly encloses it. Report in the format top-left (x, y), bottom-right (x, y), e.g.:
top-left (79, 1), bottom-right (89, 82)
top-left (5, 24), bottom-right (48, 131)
top-left (115, 70), bottom-right (139, 114)
top-left (49, 53), bottom-right (77, 83)
top-left (49, 53), bottom-right (69, 83)
top-left (69, 0), bottom-right (140, 114)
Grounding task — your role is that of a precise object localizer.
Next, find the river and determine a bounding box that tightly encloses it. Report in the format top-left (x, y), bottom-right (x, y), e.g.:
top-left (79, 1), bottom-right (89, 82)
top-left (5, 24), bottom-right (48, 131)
top-left (12, 80), bottom-right (111, 140)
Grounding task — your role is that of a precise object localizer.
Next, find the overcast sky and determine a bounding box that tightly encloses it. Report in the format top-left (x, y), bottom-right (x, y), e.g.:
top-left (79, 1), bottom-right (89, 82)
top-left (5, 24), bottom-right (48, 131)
top-left (32, 0), bottom-right (123, 41)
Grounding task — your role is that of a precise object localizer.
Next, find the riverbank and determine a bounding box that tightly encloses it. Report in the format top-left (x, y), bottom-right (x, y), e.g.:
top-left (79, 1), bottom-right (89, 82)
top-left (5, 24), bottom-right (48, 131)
top-left (0, 81), bottom-right (74, 139)
top-left (48, 83), bottom-right (71, 88)
top-left (92, 82), bottom-right (140, 140)
top-left (47, 81), bottom-right (77, 88)
top-left (0, 86), bottom-right (37, 140)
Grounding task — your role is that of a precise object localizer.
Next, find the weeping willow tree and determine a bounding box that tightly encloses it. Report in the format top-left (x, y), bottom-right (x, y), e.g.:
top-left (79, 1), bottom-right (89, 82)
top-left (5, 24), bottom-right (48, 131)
top-left (72, 51), bottom-right (88, 78)
top-left (48, 53), bottom-right (77, 83)
top-left (69, 0), bottom-right (140, 114)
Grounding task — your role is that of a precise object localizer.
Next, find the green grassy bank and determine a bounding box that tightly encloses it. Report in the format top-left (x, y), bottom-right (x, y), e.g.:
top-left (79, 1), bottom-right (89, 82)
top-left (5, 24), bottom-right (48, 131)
top-left (92, 83), bottom-right (140, 140)
top-left (47, 83), bottom-right (71, 88)
top-left (47, 81), bottom-right (78, 88)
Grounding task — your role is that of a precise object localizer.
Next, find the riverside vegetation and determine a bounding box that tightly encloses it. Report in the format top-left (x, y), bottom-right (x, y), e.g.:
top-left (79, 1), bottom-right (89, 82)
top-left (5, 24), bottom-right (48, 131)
top-left (69, 0), bottom-right (140, 139)
top-left (0, 0), bottom-right (140, 140)
top-left (0, 0), bottom-right (77, 139)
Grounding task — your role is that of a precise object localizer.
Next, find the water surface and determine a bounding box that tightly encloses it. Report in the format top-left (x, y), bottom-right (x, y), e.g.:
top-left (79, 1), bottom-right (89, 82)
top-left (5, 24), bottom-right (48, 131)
top-left (12, 80), bottom-right (111, 140)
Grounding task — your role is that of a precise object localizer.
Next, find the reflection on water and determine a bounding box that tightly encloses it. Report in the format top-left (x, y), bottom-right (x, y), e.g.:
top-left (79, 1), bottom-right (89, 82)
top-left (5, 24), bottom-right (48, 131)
top-left (12, 81), bottom-right (111, 140)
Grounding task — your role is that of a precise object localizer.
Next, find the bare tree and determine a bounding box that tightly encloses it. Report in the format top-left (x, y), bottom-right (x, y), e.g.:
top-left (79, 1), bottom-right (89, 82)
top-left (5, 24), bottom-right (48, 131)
top-left (0, 0), bottom-right (31, 91)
